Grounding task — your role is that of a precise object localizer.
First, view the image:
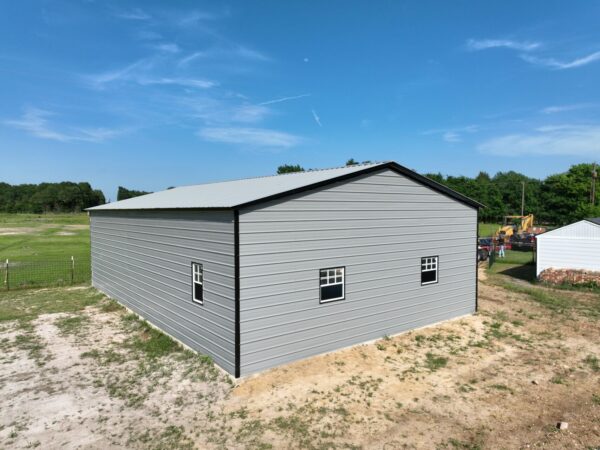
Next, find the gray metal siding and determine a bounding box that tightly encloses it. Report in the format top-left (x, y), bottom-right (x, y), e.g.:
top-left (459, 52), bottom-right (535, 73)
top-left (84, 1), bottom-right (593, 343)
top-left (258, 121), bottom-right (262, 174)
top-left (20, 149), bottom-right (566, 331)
top-left (238, 168), bottom-right (477, 375)
top-left (90, 210), bottom-right (236, 374)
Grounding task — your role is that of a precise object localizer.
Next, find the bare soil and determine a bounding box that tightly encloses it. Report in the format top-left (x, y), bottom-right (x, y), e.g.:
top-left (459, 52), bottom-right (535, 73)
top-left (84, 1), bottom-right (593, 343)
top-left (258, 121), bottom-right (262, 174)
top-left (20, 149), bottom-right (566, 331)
top-left (1, 267), bottom-right (599, 449)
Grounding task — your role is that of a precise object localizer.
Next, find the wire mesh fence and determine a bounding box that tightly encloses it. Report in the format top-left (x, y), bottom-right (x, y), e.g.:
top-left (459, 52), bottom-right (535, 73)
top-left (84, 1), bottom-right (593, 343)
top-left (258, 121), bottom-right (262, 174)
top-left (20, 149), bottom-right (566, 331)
top-left (1, 255), bottom-right (91, 290)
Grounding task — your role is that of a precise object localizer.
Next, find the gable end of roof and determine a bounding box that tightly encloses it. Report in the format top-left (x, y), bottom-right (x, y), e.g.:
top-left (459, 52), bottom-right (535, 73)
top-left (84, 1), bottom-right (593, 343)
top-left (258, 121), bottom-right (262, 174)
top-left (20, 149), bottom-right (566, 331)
top-left (235, 161), bottom-right (483, 210)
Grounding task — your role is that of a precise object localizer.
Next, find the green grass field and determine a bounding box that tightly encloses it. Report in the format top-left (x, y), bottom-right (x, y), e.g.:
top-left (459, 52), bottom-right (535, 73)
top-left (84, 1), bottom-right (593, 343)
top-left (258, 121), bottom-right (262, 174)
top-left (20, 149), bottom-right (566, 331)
top-left (0, 213), bottom-right (90, 289)
top-left (478, 223), bottom-right (500, 237)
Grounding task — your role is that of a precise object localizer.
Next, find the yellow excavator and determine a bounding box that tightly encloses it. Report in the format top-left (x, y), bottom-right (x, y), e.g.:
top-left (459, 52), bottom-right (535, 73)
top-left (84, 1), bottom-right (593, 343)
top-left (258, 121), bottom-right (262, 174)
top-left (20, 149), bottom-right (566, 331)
top-left (494, 214), bottom-right (535, 239)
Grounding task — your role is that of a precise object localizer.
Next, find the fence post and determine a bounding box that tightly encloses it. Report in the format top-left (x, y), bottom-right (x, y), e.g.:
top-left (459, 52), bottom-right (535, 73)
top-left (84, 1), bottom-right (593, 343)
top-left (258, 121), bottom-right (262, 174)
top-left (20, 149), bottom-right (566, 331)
top-left (71, 256), bottom-right (75, 285)
top-left (4, 259), bottom-right (8, 291)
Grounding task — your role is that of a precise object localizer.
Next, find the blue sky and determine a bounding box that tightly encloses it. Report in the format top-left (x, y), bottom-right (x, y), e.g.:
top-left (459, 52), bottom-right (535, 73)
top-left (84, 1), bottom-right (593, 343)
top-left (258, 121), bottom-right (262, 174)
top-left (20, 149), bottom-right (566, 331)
top-left (2, 1), bottom-right (600, 200)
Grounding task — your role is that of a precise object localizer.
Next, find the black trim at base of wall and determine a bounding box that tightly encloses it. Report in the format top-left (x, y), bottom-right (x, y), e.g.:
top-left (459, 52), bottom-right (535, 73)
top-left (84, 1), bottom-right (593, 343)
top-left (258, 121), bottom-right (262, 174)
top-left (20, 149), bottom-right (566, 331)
top-left (234, 210), bottom-right (241, 378)
top-left (475, 209), bottom-right (479, 313)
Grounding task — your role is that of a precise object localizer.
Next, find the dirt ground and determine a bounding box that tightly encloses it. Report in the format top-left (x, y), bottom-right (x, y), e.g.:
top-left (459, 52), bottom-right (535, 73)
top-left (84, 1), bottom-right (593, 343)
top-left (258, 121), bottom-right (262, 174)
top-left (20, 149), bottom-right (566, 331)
top-left (1, 267), bottom-right (599, 449)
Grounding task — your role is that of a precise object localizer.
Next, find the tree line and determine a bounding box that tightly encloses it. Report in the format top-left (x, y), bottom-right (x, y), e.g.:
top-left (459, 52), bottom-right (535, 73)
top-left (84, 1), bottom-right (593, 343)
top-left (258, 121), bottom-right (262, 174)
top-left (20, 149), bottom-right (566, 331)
top-left (1, 161), bottom-right (596, 223)
top-left (277, 160), bottom-right (599, 226)
top-left (0, 182), bottom-right (105, 213)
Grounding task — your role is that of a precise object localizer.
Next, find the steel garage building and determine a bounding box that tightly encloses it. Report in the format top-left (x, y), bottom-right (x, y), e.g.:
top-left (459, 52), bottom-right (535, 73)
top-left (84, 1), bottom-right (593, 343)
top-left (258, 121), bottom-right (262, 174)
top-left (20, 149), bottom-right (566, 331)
top-left (536, 218), bottom-right (600, 276)
top-left (87, 162), bottom-right (482, 377)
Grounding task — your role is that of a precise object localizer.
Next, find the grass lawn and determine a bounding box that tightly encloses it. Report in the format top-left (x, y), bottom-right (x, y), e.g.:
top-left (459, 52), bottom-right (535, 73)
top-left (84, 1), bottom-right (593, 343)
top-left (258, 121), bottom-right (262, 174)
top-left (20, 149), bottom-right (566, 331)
top-left (478, 222), bottom-right (500, 237)
top-left (0, 213), bottom-right (90, 289)
top-left (491, 249), bottom-right (535, 266)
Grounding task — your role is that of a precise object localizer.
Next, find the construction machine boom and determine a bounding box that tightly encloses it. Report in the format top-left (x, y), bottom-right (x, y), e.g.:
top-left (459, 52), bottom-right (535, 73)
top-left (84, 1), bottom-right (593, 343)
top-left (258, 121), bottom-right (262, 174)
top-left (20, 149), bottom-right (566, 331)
top-left (494, 214), bottom-right (535, 238)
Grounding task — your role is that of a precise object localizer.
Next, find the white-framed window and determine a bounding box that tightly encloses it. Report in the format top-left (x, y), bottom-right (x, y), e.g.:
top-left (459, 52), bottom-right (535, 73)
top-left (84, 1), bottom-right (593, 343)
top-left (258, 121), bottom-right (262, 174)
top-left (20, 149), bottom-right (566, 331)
top-left (421, 256), bottom-right (438, 285)
top-left (320, 267), bottom-right (345, 303)
top-left (192, 262), bottom-right (203, 304)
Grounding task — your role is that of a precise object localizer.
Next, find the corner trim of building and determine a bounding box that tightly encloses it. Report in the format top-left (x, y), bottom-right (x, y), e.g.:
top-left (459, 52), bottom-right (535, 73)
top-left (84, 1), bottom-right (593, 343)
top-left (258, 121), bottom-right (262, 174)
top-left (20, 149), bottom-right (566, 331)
top-left (234, 209), bottom-right (241, 378)
top-left (475, 209), bottom-right (479, 313)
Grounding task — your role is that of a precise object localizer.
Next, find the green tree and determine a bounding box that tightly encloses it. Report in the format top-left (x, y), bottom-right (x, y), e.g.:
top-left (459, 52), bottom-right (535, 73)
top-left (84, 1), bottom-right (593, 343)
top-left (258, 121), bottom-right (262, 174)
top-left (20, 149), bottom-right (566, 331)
top-left (277, 164), bottom-right (305, 174)
top-left (117, 186), bottom-right (151, 201)
top-left (540, 163), bottom-right (598, 225)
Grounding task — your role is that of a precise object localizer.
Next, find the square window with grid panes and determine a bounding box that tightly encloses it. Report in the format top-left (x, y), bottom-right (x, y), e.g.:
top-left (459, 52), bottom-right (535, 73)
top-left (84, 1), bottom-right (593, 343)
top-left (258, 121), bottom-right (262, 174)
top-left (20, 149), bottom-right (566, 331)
top-left (421, 256), bottom-right (438, 285)
top-left (319, 267), bottom-right (345, 302)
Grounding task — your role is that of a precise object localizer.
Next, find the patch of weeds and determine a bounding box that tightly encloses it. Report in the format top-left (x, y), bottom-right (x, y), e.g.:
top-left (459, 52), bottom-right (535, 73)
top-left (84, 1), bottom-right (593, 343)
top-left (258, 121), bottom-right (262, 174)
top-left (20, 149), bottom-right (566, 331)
top-left (14, 321), bottom-right (48, 366)
top-left (376, 343), bottom-right (386, 351)
top-left (272, 415), bottom-right (309, 437)
top-left (55, 315), bottom-right (89, 336)
top-left (592, 393), bottom-right (600, 405)
top-left (511, 319), bottom-right (524, 327)
top-left (128, 425), bottom-right (194, 450)
top-left (235, 419), bottom-right (267, 446)
top-left (100, 299), bottom-right (123, 313)
top-left (179, 352), bottom-right (221, 383)
top-left (230, 407), bottom-right (249, 419)
top-left (425, 352), bottom-right (448, 372)
top-left (442, 438), bottom-right (483, 450)
top-left (81, 348), bottom-right (126, 364)
top-left (484, 321), bottom-right (530, 344)
top-left (489, 384), bottom-right (513, 394)
top-left (493, 311), bottom-right (509, 322)
top-left (458, 384), bottom-right (476, 393)
top-left (126, 320), bottom-right (179, 359)
top-left (583, 354), bottom-right (600, 372)
top-left (550, 375), bottom-right (566, 385)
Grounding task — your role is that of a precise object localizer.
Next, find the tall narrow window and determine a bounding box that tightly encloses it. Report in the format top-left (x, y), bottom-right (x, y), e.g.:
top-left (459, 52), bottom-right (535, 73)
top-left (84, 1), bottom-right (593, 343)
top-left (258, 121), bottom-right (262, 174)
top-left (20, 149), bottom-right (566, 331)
top-left (192, 262), bottom-right (203, 304)
top-left (421, 256), bottom-right (438, 285)
top-left (320, 267), bottom-right (345, 303)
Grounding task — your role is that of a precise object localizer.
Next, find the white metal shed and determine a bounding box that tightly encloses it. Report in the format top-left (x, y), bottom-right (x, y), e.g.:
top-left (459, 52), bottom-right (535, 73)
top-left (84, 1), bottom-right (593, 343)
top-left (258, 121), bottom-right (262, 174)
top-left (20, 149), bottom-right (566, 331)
top-left (536, 218), bottom-right (600, 276)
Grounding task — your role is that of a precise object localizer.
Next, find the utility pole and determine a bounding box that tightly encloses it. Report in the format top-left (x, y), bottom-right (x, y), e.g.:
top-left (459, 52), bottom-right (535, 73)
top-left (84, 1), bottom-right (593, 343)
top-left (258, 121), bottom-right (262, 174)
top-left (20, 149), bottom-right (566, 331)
top-left (521, 181), bottom-right (525, 216)
top-left (592, 162), bottom-right (597, 206)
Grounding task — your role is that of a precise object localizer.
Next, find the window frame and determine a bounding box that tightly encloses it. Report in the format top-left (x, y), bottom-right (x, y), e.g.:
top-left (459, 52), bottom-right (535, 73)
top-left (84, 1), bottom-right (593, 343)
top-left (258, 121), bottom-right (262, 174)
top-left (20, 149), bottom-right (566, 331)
top-left (191, 262), bottom-right (204, 305)
top-left (421, 256), bottom-right (439, 286)
top-left (319, 266), bottom-right (346, 304)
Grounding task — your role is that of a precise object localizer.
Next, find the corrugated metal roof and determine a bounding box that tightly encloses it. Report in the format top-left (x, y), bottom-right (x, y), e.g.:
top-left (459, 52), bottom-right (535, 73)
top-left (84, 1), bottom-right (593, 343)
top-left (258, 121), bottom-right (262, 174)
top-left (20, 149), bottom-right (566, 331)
top-left (87, 161), bottom-right (483, 211)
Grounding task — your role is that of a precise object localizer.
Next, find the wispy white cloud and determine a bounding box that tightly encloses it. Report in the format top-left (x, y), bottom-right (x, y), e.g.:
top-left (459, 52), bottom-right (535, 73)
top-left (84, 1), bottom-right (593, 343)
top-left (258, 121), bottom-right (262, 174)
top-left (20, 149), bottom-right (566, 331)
top-left (230, 104), bottom-right (270, 123)
top-left (467, 37), bottom-right (600, 70)
top-left (423, 124), bottom-right (479, 142)
top-left (178, 45), bottom-right (270, 67)
top-left (258, 93), bottom-right (311, 106)
top-left (442, 131), bottom-right (461, 143)
top-left (540, 103), bottom-right (593, 114)
top-left (136, 30), bottom-right (162, 41)
top-left (198, 127), bottom-right (301, 148)
top-left (177, 10), bottom-right (218, 27)
top-left (115, 8), bottom-right (151, 21)
top-left (520, 51), bottom-right (600, 70)
top-left (86, 59), bottom-right (216, 90)
top-left (154, 43), bottom-right (181, 53)
top-left (467, 38), bottom-right (540, 52)
top-left (311, 109), bottom-right (322, 127)
top-left (478, 124), bottom-right (600, 156)
top-left (139, 77), bottom-right (217, 89)
top-left (4, 107), bottom-right (123, 143)
top-left (86, 59), bottom-right (153, 87)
